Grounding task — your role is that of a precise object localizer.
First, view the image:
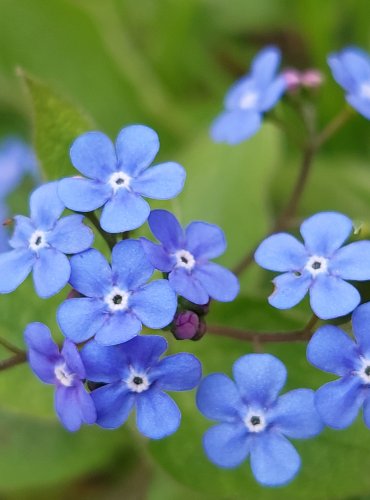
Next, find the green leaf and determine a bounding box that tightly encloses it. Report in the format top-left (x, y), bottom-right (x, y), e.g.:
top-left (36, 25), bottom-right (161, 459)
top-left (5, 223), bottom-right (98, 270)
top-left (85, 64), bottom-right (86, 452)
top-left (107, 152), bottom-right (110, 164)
top-left (18, 69), bottom-right (94, 180)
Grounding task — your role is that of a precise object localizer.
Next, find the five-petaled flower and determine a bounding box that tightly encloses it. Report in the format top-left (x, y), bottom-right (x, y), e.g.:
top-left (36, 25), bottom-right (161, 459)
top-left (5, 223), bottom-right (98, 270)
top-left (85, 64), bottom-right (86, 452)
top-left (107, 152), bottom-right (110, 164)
top-left (0, 182), bottom-right (93, 297)
top-left (25, 322), bottom-right (96, 431)
top-left (58, 125), bottom-right (186, 233)
top-left (307, 301), bottom-right (370, 430)
top-left (210, 46), bottom-right (286, 144)
top-left (57, 239), bottom-right (177, 345)
top-left (196, 353), bottom-right (323, 487)
top-left (80, 335), bottom-right (202, 439)
top-left (254, 211), bottom-right (370, 319)
top-left (141, 210), bottom-right (239, 305)
top-left (328, 46), bottom-right (370, 119)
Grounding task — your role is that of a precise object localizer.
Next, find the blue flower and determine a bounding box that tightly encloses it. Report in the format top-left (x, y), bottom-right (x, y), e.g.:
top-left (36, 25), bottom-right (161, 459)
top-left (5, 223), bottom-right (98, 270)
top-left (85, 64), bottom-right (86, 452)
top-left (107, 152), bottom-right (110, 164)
top-left (254, 211), bottom-right (370, 320)
top-left (196, 354), bottom-right (322, 487)
top-left (80, 335), bottom-right (202, 439)
top-left (57, 239), bottom-right (177, 345)
top-left (141, 210), bottom-right (239, 305)
top-left (25, 322), bottom-right (96, 432)
top-left (307, 301), bottom-right (370, 430)
top-left (328, 47), bottom-right (370, 119)
top-left (58, 125), bottom-right (186, 233)
top-left (0, 182), bottom-right (93, 298)
top-left (211, 46), bottom-right (286, 144)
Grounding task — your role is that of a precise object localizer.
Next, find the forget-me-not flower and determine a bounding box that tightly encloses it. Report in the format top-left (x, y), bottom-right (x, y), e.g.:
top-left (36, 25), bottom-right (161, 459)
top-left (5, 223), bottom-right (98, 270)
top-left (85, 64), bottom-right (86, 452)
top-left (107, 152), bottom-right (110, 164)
top-left (141, 210), bottom-right (239, 305)
top-left (0, 182), bottom-right (93, 297)
top-left (307, 301), bottom-right (370, 430)
top-left (58, 125), bottom-right (186, 233)
top-left (25, 322), bottom-right (96, 432)
top-left (196, 353), bottom-right (322, 487)
top-left (211, 46), bottom-right (286, 144)
top-left (80, 335), bottom-right (202, 439)
top-left (254, 211), bottom-right (370, 319)
top-left (328, 47), bottom-right (370, 119)
top-left (57, 239), bottom-right (177, 345)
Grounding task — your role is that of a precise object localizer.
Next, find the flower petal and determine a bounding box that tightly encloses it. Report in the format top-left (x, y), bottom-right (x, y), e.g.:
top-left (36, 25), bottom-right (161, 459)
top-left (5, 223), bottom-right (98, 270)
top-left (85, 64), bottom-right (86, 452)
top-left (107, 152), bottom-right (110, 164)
top-left (24, 322), bottom-right (60, 384)
top-left (203, 422), bottom-right (250, 468)
top-left (92, 382), bottom-right (135, 429)
top-left (233, 354), bottom-right (287, 407)
top-left (363, 397), bottom-right (370, 429)
top-left (94, 311), bottom-right (142, 345)
top-left (169, 267), bottom-right (209, 304)
top-left (306, 325), bottom-right (358, 376)
top-left (57, 298), bottom-right (107, 343)
top-left (352, 302), bottom-right (370, 357)
top-left (151, 353), bottom-right (202, 391)
top-left (346, 94), bottom-right (370, 119)
top-left (48, 214), bottom-right (93, 254)
top-left (268, 272), bottom-right (311, 309)
top-left (70, 131), bottom-right (117, 180)
top-left (100, 189), bottom-right (150, 233)
top-left (148, 210), bottom-right (184, 250)
top-left (341, 48), bottom-right (370, 83)
top-left (255, 233), bottom-right (308, 272)
top-left (130, 280), bottom-right (177, 329)
top-left (81, 341), bottom-right (130, 382)
top-left (309, 274), bottom-right (360, 320)
top-left (61, 340), bottom-right (85, 379)
top-left (269, 389), bottom-right (323, 439)
top-left (69, 249), bottom-right (112, 298)
top-left (196, 373), bottom-right (244, 422)
top-left (210, 110), bottom-right (262, 145)
top-left (136, 389), bottom-right (180, 439)
top-left (30, 182), bottom-right (64, 230)
top-left (111, 239), bottom-right (153, 290)
top-left (330, 241), bottom-right (370, 280)
top-left (55, 383), bottom-right (96, 431)
top-left (9, 216), bottom-right (35, 249)
top-left (132, 162), bottom-right (186, 199)
top-left (258, 75), bottom-right (286, 111)
top-left (115, 125), bottom-right (159, 176)
top-left (32, 249), bottom-right (70, 298)
top-left (315, 376), bottom-right (364, 429)
top-left (192, 262), bottom-right (239, 302)
top-left (250, 433), bottom-right (301, 487)
top-left (140, 238), bottom-right (174, 272)
top-left (58, 177), bottom-right (111, 212)
top-left (328, 53), bottom-right (354, 91)
top-left (251, 46), bottom-right (281, 87)
top-left (0, 249), bottom-right (35, 293)
top-left (185, 222), bottom-right (226, 259)
top-left (300, 212), bottom-right (353, 256)
top-left (117, 335), bottom-right (168, 373)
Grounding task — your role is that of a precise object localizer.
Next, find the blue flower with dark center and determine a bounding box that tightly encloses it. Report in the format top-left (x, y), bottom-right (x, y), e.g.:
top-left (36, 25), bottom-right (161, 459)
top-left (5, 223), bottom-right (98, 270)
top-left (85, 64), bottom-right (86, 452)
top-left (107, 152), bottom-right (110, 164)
top-left (211, 46), bottom-right (286, 144)
top-left (254, 211), bottom-right (370, 319)
top-left (141, 210), bottom-right (239, 305)
top-left (57, 239), bottom-right (177, 345)
top-left (307, 301), bottom-right (370, 430)
top-left (196, 353), bottom-right (323, 487)
top-left (58, 125), bottom-right (186, 233)
top-left (80, 335), bottom-right (202, 439)
top-left (0, 182), bottom-right (93, 297)
top-left (328, 47), bottom-right (370, 119)
top-left (25, 322), bottom-right (96, 432)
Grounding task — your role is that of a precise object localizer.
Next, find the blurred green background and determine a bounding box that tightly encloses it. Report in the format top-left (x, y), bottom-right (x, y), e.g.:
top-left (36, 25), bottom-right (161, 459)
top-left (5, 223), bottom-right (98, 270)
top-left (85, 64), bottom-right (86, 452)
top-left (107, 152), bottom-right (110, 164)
top-left (1, 0), bottom-right (370, 498)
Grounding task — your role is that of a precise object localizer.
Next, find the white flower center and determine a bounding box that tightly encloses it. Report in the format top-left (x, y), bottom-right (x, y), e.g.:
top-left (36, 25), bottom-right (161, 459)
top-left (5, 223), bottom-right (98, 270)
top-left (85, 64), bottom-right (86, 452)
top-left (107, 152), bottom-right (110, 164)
top-left (304, 255), bottom-right (328, 277)
top-left (126, 371), bottom-right (150, 393)
top-left (109, 171), bottom-right (131, 192)
top-left (54, 363), bottom-right (74, 387)
top-left (29, 230), bottom-right (48, 251)
top-left (174, 249), bottom-right (196, 270)
top-left (360, 82), bottom-right (370, 99)
top-left (244, 410), bottom-right (266, 433)
top-left (105, 287), bottom-right (130, 312)
top-left (357, 357), bottom-right (370, 384)
top-left (239, 91), bottom-right (258, 110)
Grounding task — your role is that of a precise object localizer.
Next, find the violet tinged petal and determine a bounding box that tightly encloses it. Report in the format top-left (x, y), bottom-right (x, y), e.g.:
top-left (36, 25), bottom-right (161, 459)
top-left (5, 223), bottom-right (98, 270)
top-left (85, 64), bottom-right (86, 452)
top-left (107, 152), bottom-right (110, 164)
top-left (210, 110), bottom-right (262, 145)
top-left (111, 239), bottom-right (153, 290)
top-left (32, 248), bottom-right (70, 298)
top-left (306, 325), bottom-right (358, 376)
top-left (132, 162), bottom-right (186, 199)
top-left (315, 376), bottom-right (364, 429)
top-left (55, 385), bottom-right (84, 432)
top-left (363, 397), bottom-right (370, 429)
top-left (309, 274), bottom-right (360, 320)
top-left (268, 272), bottom-right (311, 310)
top-left (185, 222), bottom-right (226, 260)
top-left (93, 382), bottom-right (135, 429)
top-left (203, 422), bottom-right (250, 468)
top-left (48, 214), bottom-right (93, 254)
top-left (118, 335), bottom-right (168, 373)
top-left (192, 262), bottom-right (239, 302)
top-left (69, 249), bottom-right (112, 298)
top-left (255, 233), bottom-right (308, 272)
top-left (94, 311), bottom-right (142, 346)
top-left (130, 280), bottom-right (177, 329)
top-left (196, 373), bottom-right (244, 422)
top-left (70, 131), bottom-right (117, 180)
top-left (80, 341), bottom-right (131, 383)
top-left (300, 212), bottom-right (353, 256)
top-left (115, 125), bottom-right (159, 176)
top-left (0, 248), bottom-right (35, 293)
top-left (58, 177), bottom-right (112, 212)
top-left (61, 340), bottom-right (86, 379)
top-left (250, 433), bottom-right (301, 487)
top-left (251, 46), bottom-right (281, 87)
top-left (169, 267), bottom-right (209, 305)
top-left (258, 75), bottom-right (286, 112)
top-left (136, 389), bottom-right (181, 439)
top-left (30, 182), bottom-right (64, 230)
top-left (100, 189), bottom-right (150, 233)
top-left (76, 383), bottom-right (97, 425)
top-left (346, 94), bottom-right (370, 119)
top-left (352, 302), bottom-right (370, 357)
top-left (9, 215), bottom-right (35, 249)
top-left (233, 354), bottom-right (287, 407)
top-left (151, 353), bottom-right (202, 391)
top-left (140, 238), bottom-right (174, 272)
top-left (24, 322), bottom-right (60, 384)
top-left (148, 209), bottom-right (184, 250)
top-left (57, 298), bottom-right (107, 343)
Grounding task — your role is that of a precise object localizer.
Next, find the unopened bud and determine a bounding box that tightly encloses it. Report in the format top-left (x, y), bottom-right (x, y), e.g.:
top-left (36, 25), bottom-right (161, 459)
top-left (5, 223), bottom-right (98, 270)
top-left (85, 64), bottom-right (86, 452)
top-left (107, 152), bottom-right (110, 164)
top-left (191, 319), bottom-right (207, 341)
top-left (171, 311), bottom-right (200, 340)
top-left (300, 69), bottom-right (324, 88)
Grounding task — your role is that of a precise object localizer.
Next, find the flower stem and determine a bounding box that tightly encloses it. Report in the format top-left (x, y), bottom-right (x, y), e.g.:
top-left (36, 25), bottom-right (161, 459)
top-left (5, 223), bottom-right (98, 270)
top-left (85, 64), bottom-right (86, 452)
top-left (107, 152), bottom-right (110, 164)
top-left (0, 336), bottom-right (24, 354)
top-left (0, 351), bottom-right (27, 371)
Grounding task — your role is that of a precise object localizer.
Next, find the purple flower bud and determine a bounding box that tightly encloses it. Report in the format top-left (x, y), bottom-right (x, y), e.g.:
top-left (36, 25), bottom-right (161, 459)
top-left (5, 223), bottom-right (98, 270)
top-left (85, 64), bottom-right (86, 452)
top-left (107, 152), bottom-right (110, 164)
top-left (172, 311), bottom-right (200, 340)
top-left (283, 69), bottom-right (301, 90)
top-left (300, 69), bottom-right (324, 88)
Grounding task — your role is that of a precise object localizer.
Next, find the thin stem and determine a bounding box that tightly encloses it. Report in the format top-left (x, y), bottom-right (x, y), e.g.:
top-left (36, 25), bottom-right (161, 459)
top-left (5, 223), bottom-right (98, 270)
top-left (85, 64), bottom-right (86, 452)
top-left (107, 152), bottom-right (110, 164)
top-left (316, 107), bottom-right (354, 148)
top-left (85, 212), bottom-right (116, 250)
top-left (0, 336), bottom-right (23, 354)
top-left (0, 351), bottom-right (27, 371)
